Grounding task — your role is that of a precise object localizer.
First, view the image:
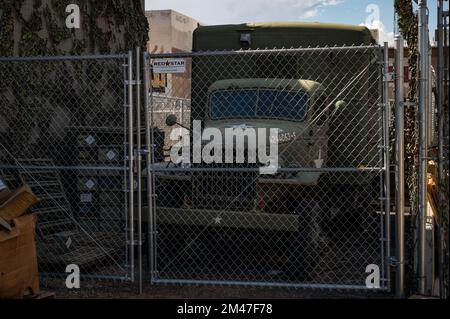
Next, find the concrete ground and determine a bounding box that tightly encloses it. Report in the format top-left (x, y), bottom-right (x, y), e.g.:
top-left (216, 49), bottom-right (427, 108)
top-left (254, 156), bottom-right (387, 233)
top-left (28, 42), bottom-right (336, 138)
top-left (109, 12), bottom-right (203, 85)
top-left (43, 279), bottom-right (393, 299)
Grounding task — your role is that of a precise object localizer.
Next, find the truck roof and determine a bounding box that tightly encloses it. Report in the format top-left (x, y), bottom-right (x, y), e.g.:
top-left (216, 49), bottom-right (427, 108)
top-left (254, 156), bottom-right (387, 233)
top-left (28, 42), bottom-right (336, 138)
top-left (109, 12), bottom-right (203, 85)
top-left (193, 22), bottom-right (376, 51)
top-left (208, 79), bottom-right (325, 95)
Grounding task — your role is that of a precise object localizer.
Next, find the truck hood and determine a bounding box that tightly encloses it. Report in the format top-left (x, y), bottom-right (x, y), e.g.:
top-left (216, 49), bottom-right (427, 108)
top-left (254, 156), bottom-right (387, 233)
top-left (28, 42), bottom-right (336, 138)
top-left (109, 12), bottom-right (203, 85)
top-left (199, 118), bottom-right (328, 170)
top-left (202, 119), bottom-right (313, 145)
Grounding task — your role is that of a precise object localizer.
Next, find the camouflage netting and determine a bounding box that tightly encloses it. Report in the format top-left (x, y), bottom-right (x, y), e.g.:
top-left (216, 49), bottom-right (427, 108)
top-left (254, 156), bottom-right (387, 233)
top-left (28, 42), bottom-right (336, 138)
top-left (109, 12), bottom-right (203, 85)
top-left (0, 0), bottom-right (149, 161)
top-left (0, 0), bottom-right (148, 57)
top-left (394, 0), bottom-right (420, 295)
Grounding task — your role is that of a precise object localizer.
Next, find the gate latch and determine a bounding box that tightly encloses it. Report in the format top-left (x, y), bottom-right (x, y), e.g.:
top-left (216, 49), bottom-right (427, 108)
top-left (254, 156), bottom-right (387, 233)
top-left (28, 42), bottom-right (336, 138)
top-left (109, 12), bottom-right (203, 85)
top-left (384, 72), bottom-right (394, 82)
top-left (138, 149), bottom-right (150, 155)
top-left (125, 80), bottom-right (142, 85)
top-left (403, 101), bottom-right (417, 108)
top-left (389, 256), bottom-right (401, 267)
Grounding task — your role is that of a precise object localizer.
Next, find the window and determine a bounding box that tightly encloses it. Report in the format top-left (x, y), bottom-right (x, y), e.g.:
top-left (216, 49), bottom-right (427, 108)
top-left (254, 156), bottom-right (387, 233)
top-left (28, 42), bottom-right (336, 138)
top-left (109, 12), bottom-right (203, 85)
top-left (210, 90), bottom-right (257, 119)
top-left (210, 89), bottom-right (309, 121)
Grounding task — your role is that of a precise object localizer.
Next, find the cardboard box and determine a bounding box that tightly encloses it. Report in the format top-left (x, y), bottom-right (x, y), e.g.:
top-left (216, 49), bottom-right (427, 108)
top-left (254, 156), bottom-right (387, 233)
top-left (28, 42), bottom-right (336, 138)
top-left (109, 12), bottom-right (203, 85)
top-left (0, 213), bottom-right (40, 299)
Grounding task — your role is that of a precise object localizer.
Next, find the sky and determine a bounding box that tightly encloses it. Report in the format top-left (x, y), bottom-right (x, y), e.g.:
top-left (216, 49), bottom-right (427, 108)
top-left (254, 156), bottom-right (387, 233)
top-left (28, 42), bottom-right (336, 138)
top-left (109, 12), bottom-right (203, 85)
top-left (145, 0), bottom-right (440, 46)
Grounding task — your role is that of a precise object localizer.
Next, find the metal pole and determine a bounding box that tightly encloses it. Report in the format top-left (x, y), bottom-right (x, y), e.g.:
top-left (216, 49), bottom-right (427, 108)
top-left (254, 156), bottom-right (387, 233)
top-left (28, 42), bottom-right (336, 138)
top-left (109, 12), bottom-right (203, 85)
top-left (427, 31), bottom-right (434, 148)
top-left (143, 52), bottom-right (155, 284)
top-left (136, 46), bottom-right (143, 294)
top-left (122, 58), bottom-right (129, 281)
top-left (436, 0), bottom-right (446, 299)
top-left (418, 0), bottom-right (429, 295)
top-left (0, 53), bottom-right (128, 62)
top-left (127, 51), bottom-right (135, 282)
top-left (383, 42), bottom-right (391, 290)
top-left (425, 36), bottom-right (431, 148)
top-left (149, 61), bottom-right (158, 280)
top-left (394, 35), bottom-right (405, 298)
top-left (147, 45), bottom-right (380, 59)
top-left (426, 21), bottom-right (435, 296)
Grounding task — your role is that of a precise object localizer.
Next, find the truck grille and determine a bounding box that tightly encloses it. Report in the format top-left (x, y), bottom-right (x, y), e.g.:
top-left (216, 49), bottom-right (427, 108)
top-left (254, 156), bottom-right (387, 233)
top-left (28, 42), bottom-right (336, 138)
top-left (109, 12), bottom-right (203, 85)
top-left (192, 162), bottom-right (257, 211)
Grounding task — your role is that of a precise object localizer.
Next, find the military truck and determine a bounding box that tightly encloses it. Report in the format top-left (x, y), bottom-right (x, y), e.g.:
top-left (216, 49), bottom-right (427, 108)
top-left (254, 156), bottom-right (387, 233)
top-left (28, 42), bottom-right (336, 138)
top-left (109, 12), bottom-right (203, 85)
top-left (152, 23), bottom-right (381, 278)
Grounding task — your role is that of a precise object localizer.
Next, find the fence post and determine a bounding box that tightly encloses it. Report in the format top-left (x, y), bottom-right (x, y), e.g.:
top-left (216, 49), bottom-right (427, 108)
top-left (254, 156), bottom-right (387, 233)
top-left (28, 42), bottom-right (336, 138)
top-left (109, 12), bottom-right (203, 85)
top-left (136, 46), bottom-right (143, 293)
top-left (128, 50), bottom-right (135, 282)
top-left (383, 42), bottom-right (391, 290)
top-left (143, 51), bottom-right (155, 284)
top-left (417, 0), bottom-right (429, 296)
top-left (436, 0), bottom-right (448, 299)
top-left (394, 35), bottom-right (405, 298)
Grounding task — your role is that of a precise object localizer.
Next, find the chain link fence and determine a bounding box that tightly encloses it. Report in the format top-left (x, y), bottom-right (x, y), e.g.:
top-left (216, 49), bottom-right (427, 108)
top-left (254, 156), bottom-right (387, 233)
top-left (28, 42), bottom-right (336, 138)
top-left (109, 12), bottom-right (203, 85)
top-left (150, 95), bottom-right (191, 156)
top-left (0, 46), bottom-right (391, 292)
top-left (0, 54), bottom-right (133, 282)
top-left (145, 45), bottom-right (390, 289)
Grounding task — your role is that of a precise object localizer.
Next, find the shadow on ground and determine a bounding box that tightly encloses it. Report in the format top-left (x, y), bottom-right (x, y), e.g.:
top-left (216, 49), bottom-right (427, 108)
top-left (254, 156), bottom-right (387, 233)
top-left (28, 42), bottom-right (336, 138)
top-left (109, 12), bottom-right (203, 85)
top-left (43, 278), bottom-right (393, 299)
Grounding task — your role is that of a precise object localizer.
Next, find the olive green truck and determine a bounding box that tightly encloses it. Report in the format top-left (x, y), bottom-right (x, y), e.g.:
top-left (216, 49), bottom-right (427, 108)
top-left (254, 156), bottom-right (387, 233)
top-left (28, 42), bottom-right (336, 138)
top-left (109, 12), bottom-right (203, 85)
top-left (152, 23), bottom-right (381, 277)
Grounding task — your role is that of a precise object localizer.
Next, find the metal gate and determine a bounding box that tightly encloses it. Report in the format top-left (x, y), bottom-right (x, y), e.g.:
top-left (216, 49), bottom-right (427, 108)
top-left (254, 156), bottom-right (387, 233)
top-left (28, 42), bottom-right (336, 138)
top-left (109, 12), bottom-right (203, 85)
top-left (0, 53), bottom-right (134, 281)
top-left (143, 45), bottom-right (391, 290)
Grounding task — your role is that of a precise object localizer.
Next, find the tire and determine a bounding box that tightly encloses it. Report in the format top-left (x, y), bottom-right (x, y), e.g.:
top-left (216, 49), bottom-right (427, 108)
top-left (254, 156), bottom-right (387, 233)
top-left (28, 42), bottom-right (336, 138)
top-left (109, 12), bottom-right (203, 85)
top-left (284, 198), bottom-right (321, 281)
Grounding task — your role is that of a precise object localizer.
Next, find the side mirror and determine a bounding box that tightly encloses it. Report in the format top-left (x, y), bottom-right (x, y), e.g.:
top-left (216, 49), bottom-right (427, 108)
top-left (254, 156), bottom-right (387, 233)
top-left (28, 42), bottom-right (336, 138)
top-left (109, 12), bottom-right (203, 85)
top-left (334, 100), bottom-right (346, 113)
top-left (165, 114), bottom-right (178, 127)
top-left (328, 100), bottom-right (346, 119)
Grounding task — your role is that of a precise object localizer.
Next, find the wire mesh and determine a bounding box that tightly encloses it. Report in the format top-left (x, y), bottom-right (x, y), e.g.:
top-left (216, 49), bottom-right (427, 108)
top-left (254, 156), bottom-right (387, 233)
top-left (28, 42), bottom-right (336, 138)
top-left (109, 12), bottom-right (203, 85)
top-left (146, 45), bottom-right (390, 289)
top-left (0, 54), bottom-right (132, 282)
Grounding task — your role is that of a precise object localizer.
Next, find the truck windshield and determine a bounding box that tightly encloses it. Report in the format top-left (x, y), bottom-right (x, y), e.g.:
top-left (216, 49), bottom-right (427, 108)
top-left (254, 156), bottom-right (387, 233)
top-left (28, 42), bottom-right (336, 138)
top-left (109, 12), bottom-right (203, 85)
top-left (210, 89), bottom-right (309, 121)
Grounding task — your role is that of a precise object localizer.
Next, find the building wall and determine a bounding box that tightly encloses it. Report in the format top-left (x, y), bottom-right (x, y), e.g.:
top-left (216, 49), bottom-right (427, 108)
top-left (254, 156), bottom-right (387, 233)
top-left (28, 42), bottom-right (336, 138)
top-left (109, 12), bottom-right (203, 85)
top-left (146, 10), bottom-right (173, 54)
top-left (146, 10), bottom-right (200, 99)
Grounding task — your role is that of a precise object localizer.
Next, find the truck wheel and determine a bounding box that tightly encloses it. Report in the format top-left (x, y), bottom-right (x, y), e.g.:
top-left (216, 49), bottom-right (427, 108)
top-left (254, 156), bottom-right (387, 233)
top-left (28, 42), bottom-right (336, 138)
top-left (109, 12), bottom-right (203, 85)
top-left (284, 199), bottom-right (321, 281)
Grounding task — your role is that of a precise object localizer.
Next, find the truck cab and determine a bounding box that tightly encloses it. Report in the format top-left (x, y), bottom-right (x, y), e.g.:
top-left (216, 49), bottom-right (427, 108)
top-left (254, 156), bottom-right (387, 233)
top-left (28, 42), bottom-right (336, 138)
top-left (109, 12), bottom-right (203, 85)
top-left (204, 78), bottom-right (329, 182)
top-left (149, 22), bottom-right (379, 279)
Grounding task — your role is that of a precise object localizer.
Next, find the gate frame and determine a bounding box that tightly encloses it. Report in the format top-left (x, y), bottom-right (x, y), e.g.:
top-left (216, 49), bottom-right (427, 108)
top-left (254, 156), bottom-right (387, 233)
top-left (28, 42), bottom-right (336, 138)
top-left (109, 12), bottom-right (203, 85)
top-left (0, 52), bottom-right (135, 282)
top-left (142, 45), bottom-right (392, 291)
